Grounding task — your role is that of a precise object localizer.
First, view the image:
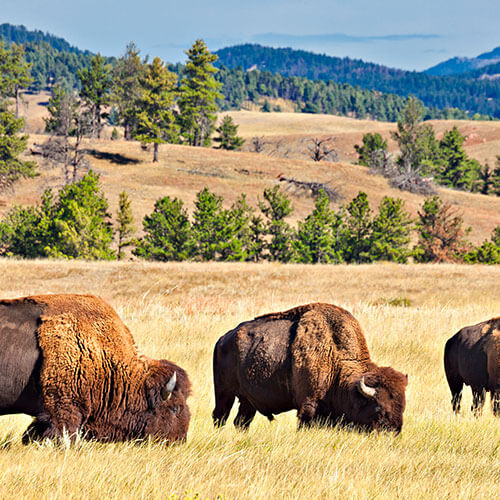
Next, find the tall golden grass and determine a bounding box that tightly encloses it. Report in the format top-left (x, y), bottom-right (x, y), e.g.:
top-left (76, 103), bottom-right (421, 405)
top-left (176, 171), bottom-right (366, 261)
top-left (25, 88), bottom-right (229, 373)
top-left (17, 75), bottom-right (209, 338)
top-left (0, 260), bottom-right (499, 499)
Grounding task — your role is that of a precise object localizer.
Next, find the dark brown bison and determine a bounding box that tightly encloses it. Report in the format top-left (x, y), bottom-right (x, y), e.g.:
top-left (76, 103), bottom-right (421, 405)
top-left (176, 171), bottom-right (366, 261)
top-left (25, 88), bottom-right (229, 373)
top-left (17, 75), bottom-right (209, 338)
top-left (213, 303), bottom-right (408, 433)
top-left (444, 317), bottom-right (500, 416)
top-left (0, 294), bottom-right (191, 443)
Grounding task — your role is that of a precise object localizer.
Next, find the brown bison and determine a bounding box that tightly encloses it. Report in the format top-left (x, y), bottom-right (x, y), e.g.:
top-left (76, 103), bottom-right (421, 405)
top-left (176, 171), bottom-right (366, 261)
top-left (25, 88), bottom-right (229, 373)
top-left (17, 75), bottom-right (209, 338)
top-left (213, 303), bottom-right (408, 433)
top-left (444, 317), bottom-right (500, 416)
top-left (0, 294), bottom-right (191, 443)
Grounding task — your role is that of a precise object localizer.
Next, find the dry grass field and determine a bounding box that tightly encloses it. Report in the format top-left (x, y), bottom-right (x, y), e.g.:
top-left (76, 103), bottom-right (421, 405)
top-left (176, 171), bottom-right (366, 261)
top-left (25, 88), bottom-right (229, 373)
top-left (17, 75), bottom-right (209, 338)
top-left (0, 260), bottom-right (499, 499)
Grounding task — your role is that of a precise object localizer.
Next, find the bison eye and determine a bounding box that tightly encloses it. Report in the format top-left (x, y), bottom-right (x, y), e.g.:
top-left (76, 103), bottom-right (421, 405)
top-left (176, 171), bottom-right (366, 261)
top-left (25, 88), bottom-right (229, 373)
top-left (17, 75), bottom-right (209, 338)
top-left (171, 405), bottom-right (179, 415)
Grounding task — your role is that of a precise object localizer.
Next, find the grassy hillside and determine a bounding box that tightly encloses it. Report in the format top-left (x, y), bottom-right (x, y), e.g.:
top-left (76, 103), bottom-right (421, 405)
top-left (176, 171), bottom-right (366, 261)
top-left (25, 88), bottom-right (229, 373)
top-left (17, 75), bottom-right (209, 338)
top-left (6, 93), bottom-right (499, 245)
top-left (0, 260), bottom-right (499, 499)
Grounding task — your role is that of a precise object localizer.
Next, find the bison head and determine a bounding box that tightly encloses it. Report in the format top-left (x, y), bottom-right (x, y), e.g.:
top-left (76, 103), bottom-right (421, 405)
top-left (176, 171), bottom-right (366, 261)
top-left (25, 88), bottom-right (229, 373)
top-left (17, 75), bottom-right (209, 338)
top-left (141, 360), bottom-right (191, 442)
top-left (349, 367), bottom-right (407, 433)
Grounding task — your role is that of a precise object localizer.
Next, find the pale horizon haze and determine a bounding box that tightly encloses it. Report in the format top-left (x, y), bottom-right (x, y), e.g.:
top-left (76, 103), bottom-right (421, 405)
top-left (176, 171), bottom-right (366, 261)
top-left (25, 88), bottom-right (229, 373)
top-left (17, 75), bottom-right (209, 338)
top-left (2, 0), bottom-right (500, 71)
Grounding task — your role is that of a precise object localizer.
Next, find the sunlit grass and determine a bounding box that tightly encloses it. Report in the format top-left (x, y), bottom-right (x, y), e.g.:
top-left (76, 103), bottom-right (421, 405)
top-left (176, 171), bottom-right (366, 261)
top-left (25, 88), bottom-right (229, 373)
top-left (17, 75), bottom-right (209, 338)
top-left (0, 260), bottom-right (499, 498)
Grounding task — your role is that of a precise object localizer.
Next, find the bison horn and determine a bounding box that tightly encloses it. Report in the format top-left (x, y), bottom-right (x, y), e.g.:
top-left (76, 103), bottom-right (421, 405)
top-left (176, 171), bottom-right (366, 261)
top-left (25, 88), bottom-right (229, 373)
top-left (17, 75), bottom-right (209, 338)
top-left (160, 372), bottom-right (177, 400)
top-left (358, 377), bottom-right (377, 399)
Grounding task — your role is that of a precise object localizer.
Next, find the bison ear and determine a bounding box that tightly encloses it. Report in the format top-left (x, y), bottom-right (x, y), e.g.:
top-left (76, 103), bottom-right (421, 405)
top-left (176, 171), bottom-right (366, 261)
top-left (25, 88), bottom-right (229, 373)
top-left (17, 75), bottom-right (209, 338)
top-left (357, 376), bottom-right (377, 399)
top-left (146, 371), bottom-right (176, 408)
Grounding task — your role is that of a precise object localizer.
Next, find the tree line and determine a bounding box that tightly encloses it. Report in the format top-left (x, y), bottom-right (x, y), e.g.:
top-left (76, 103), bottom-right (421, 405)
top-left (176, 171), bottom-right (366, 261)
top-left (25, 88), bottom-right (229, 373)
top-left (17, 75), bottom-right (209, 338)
top-left (0, 171), bottom-right (498, 264)
top-left (354, 97), bottom-right (500, 196)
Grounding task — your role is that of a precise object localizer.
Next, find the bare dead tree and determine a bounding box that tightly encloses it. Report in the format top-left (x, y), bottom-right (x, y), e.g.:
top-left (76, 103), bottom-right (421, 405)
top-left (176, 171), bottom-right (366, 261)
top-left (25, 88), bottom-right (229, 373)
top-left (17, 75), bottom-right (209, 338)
top-left (278, 174), bottom-right (343, 201)
top-left (301, 137), bottom-right (338, 162)
top-left (250, 136), bottom-right (266, 153)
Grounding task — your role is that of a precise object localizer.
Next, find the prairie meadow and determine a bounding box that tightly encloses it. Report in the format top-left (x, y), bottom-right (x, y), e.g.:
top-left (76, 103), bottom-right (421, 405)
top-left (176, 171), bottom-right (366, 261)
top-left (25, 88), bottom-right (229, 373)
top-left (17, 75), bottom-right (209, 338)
top-left (0, 260), bottom-right (499, 499)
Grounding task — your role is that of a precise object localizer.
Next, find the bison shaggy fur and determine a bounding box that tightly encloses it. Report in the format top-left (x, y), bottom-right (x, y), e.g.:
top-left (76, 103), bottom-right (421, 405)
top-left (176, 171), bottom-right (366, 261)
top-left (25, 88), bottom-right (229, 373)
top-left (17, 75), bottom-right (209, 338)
top-left (213, 303), bottom-right (408, 433)
top-left (444, 317), bottom-right (500, 416)
top-left (0, 294), bottom-right (191, 443)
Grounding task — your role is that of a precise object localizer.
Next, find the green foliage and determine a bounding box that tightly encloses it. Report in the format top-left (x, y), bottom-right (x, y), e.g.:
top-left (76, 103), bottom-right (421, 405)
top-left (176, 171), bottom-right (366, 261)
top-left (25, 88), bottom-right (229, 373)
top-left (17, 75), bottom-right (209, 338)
top-left (133, 196), bottom-right (193, 261)
top-left (78, 53), bottom-right (113, 138)
top-left (178, 40), bottom-right (222, 147)
top-left (116, 191), bottom-right (135, 260)
top-left (464, 226), bottom-right (500, 264)
top-left (213, 115), bottom-right (245, 150)
top-left (0, 171), bottom-right (114, 259)
top-left (354, 133), bottom-right (388, 166)
top-left (111, 42), bottom-right (146, 140)
top-left (134, 57), bottom-right (178, 162)
top-left (370, 197), bottom-right (414, 263)
top-left (414, 196), bottom-right (471, 263)
top-left (0, 109), bottom-right (37, 191)
top-left (44, 84), bottom-right (79, 134)
top-left (258, 186), bottom-right (295, 262)
top-left (293, 190), bottom-right (343, 263)
top-left (435, 127), bottom-right (481, 190)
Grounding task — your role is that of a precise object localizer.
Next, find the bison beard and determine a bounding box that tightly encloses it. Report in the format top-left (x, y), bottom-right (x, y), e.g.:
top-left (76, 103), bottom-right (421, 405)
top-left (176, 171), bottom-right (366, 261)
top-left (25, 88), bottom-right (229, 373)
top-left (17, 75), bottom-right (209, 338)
top-left (212, 303), bottom-right (407, 433)
top-left (0, 294), bottom-right (191, 443)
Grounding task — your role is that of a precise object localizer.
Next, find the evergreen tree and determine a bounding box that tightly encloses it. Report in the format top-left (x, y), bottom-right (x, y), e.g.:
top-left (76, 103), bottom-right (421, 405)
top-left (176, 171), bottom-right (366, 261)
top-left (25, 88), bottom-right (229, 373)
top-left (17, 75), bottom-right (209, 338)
top-left (46, 171), bottom-right (115, 259)
top-left (78, 53), bottom-right (112, 138)
top-left (341, 192), bottom-right (374, 263)
top-left (178, 39), bottom-right (222, 146)
top-left (414, 196), bottom-right (471, 263)
top-left (258, 185), bottom-right (295, 262)
top-left (436, 126), bottom-right (481, 190)
top-left (112, 42), bottom-right (146, 140)
top-left (0, 41), bottom-right (32, 117)
top-left (294, 190), bottom-right (343, 263)
top-left (354, 133), bottom-right (388, 167)
top-left (213, 115), bottom-right (245, 150)
top-left (134, 57), bottom-right (178, 162)
top-left (247, 214), bottom-right (266, 262)
top-left (116, 191), bottom-right (136, 260)
top-left (133, 196), bottom-right (193, 261)
top-left (0, 108), bottom-right (37, 192)
top-left (370, 196), bottom-right (413, 263)
top-left (192, 187), bottom-right (226, 260)
top-left (44, 84), bottom-right (78, 135)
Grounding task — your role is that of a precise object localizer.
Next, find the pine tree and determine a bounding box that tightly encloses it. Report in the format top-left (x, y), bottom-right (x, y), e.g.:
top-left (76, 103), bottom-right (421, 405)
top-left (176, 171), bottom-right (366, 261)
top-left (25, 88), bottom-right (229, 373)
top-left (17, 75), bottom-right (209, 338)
top-left (370, 197), bottom-right (414, 263)
top-left (0, 108), bottom-right (37, 192)
top-left (78, 53), bottom-right (112, 138)
top-left (116, 191), bottom-right (135, 260)
top-left (0, 42), bottom-right (32, 118)
top-left (213, 115), bottom-right (245, 150)
top-left (258, 185), bottom-right (295, 262)
top-left (178, 39), bottom-right (222, 147)
top-left (133, 196), bottom-right (193, 261)
top-left (354, 133), bottom-right (388, 167)
top-left (341, 192), bottom-right (374, 263)
top-left (134, 57), bottom-right (178, 162)
top-left (294, 190), bottom-right (342, 263)
top-left (436, 127), bottom-right (481, 190)
top-left (112, 42), bottom-right (146, 140)
top-left (192, 188), bottom-right (226, 260)
top-left (414, 196), bottom-right (471, 263)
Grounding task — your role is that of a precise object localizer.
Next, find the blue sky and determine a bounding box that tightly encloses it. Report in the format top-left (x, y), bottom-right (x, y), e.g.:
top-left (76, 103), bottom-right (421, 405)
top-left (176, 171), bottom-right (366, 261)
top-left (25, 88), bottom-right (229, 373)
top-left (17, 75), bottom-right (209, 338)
top-left (3, 0), bottom-right (500, 70)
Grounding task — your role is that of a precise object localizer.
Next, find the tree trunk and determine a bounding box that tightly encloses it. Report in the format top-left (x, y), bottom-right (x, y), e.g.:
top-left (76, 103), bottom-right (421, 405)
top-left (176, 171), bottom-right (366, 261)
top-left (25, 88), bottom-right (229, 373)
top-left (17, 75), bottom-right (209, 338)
top-left (15, 87), bottom-right (20, 119)
top-left (153, 143), bottom-right (159, 162)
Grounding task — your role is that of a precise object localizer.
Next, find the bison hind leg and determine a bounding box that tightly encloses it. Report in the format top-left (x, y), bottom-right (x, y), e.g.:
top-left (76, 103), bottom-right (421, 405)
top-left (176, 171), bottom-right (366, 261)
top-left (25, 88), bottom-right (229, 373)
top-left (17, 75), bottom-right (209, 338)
top-left (491, 391), bottom-right (500, 417)
top-left (22, 416), bottom-right (56, 444)
top-left (234, 397), bottom-right (256, 430)
top-left (471, 389), bottom-right (486, 417)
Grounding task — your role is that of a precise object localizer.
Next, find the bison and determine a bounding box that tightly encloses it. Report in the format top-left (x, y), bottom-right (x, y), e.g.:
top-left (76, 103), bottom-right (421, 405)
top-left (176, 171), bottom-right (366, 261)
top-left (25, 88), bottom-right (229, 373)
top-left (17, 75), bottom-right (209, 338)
top-left (444, 317), bottom-right (500, 416)
top-left (0, 294), bottom-right (191, 443)
top-left (213, 303), bottom-right (408, 433)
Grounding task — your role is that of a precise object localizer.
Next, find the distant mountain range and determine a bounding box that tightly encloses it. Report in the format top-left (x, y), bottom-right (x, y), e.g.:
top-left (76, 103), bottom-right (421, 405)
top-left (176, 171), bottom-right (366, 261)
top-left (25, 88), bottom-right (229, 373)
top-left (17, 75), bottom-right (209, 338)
top-left (214, 44), bottom-right (500, 117)
top-left (425, 47), bottom-right (500, 77)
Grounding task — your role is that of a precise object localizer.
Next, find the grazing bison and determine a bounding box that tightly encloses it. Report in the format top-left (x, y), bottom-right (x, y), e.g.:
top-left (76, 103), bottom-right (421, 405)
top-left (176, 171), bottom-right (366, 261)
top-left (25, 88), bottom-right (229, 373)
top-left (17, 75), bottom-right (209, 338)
top-left (213, 303), bottom-right (408, 433)
top-left (444, 317), bottom-right (500, 416)
top-left (0, 294), bottom-right (191, 443)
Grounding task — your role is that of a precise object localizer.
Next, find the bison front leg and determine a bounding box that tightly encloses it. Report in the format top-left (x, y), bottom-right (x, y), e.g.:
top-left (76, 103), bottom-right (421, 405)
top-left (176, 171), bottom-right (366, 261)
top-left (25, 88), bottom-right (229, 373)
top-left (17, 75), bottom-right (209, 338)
top-left (491, 391), bottom-right (500, 417)
top-left (234, 397), bottom-right (257, 430)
